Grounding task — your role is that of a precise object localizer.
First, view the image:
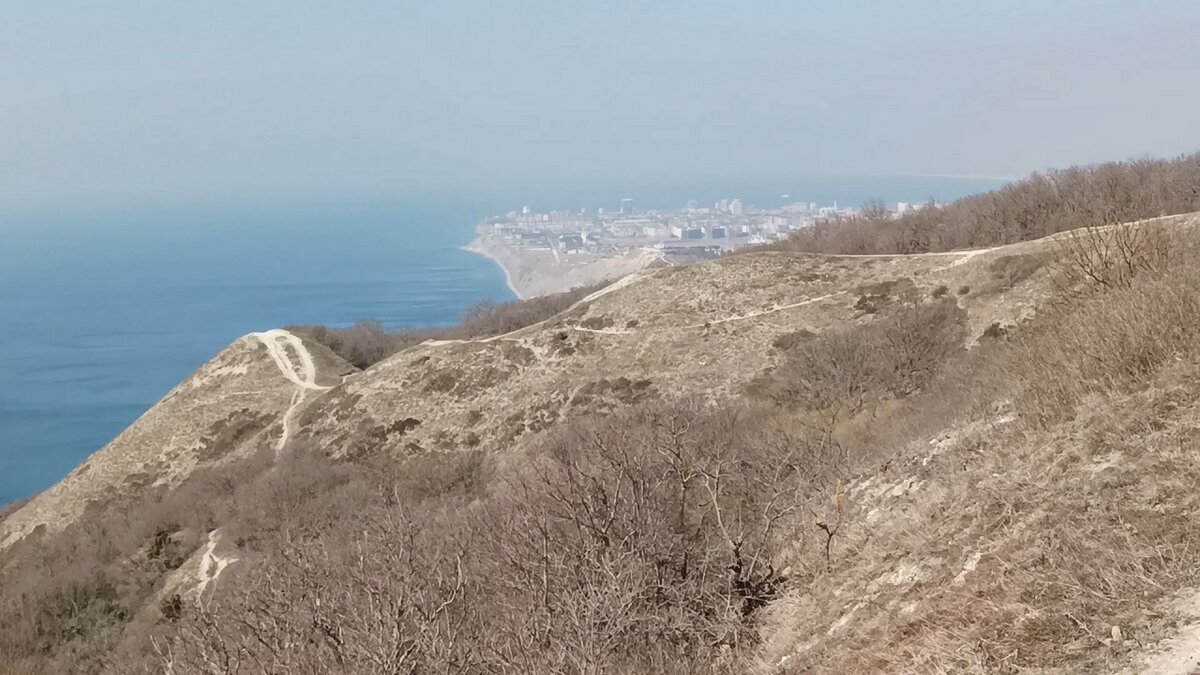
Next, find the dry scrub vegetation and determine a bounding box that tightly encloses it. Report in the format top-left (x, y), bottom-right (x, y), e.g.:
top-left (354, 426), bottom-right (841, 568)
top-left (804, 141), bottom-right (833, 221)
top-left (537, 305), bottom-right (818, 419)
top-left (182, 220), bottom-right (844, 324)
top-left (749, 220), bottom-right (1200, 673)
top-left (0, 404), bottom-right (831, 674)
top-left (0, 288), bottom-right (990, 673)
top-left (748, 152), bottom-right (1200, 255)
top-left (288, 282), bottom-right (610, 369)
top-left (6, 155), bottom-right (1200, 674)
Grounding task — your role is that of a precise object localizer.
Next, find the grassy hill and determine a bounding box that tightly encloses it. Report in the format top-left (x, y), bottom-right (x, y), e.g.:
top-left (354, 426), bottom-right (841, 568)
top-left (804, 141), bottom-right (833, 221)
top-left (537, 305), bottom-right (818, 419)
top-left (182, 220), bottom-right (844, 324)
top-left (4, 155), bottom-right (1200, 674)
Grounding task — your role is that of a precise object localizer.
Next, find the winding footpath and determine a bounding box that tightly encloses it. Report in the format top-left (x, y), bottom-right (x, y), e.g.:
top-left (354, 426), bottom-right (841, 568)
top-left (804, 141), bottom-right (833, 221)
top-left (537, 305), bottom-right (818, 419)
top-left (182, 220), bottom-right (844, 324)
top-left (251, 329), bottom-right (329, 391)
top-left (191, 329), bottom-right (332, 601)
top-left (249, 329), bottom-right (332, 452)
top-left (424, 246), bottom-right (997, 348)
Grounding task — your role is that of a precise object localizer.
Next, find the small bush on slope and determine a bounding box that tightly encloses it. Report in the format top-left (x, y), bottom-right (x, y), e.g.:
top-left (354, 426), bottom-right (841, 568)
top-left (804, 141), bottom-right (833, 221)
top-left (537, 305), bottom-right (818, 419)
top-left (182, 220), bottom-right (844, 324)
top-left (749, 298), bottom-right (967, 416)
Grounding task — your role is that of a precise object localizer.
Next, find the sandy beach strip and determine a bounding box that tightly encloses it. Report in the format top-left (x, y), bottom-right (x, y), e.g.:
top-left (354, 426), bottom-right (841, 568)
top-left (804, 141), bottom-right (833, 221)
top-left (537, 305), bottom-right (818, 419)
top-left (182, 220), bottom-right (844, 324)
top-left (465, 234), bottom-right (662, 301)
top-left (464, 239), bottom-right (527, 300)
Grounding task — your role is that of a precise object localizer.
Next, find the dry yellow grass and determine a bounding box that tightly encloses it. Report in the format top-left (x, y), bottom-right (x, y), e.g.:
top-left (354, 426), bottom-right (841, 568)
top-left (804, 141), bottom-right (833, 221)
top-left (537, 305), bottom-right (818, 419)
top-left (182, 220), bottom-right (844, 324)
top-left (751, 218), bottom-right (1200, 674)
top-left (756, 367), bottom-right (1200, 673)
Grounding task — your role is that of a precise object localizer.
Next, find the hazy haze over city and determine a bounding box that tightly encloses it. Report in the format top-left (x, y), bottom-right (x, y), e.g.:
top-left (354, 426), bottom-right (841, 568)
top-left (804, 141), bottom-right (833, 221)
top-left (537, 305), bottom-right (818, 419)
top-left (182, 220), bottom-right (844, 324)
top-left (3, 0), bottom-right (1199, 212)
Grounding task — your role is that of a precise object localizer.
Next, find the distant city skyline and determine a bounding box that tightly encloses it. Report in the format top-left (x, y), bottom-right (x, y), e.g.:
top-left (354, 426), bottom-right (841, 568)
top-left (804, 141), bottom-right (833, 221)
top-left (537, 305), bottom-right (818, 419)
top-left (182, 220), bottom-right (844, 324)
top-left (482, 188), bottom-right (946, 272)
top-left (2, 1), bottom-right (1199, 215)
top-left (495, 175), bottom-right (997, 219)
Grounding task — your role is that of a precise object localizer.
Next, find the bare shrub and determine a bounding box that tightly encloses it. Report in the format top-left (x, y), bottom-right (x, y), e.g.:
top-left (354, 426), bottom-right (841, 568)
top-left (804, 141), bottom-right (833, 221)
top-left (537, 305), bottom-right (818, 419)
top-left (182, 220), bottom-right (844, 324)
top-left (471, 401), bottom-right (815, 672)
top-left (1008, 261), bottom-right (1200, 426)
top-left (364, 448), bottom-right (489, 506)
top-left (8, 394), bottom-right (831, 674)
top-left (454, 281), bottom-right (609, 336)
top-left (991, 223), bottom-right (1200, 426)
top-left (755, 330), bottom-right (882, 414)
top-left (219, 444), bottom-right (371, 548)
top-left (160, 508), bottom-right (481, 675)
top-left (771, 328), bottom-right (817, 351)
top-left (143, 400), bottom-right (817, 675)
top-left (980, 321), bottom-right (1008, 340)
top-left (337, 319), bottom-right (398, 369)
top-left (0, 448), bottom-right (279, 674)
top-left (460, 297), bottom-right (499, 323)
top-left (881, 298), bottom-right (968, 396)
top-left (750, 298), bottom-right (967, 412)
top-left (1049, 220), bottom-right (1171, 299)
top-left (986, 252), bottom-right (1047, 290)
top-left (742, 152), bottom-right (1200, 256)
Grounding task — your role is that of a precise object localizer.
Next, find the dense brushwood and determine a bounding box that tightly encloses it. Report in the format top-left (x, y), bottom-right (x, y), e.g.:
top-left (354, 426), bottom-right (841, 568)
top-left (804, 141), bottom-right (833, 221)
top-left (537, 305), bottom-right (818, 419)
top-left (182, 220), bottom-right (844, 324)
top-left (746, 152), bottom-right (1200, 255)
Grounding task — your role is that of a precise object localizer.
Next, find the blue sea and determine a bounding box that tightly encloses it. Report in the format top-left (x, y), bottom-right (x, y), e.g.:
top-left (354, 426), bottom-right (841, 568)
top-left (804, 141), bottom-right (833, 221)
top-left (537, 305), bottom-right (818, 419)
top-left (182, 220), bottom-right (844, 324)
top-left (0, 177), bottom-right (1004, 505)
top-left (0, 199), bottom-right (516, 505)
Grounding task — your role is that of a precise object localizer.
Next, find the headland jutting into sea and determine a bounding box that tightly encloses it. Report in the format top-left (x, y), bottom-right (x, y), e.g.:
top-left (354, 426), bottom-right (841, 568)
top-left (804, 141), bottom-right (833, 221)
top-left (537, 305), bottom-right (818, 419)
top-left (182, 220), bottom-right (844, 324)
top-left (466, 195), bottom-right (934, 298)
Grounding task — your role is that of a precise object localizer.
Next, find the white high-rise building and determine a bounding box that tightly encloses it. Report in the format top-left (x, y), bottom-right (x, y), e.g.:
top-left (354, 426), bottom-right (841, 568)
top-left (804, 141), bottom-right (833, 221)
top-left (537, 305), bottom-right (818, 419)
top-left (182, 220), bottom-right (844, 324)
top-left (729, 199), bottom-right (744, 216)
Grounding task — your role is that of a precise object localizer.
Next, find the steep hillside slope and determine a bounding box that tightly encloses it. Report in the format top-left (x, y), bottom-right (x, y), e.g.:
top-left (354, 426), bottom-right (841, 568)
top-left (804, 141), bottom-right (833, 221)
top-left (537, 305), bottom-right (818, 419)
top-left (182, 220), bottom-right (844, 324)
top-left (0, 331), bottom-right (354, 549)
top-left (6, 213), bottom-right (1200, 675)
top-left (0, 221), bottom-right (1126, 550)
top-left (294, 241), bottom-right (1050, 462)
top-left (756, 345), bottom-right (1200, 674)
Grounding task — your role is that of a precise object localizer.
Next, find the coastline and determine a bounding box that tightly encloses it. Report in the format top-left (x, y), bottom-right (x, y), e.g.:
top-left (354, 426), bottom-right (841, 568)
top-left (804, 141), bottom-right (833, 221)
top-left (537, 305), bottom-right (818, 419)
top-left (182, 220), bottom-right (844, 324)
top-left (464, 230), bottom-right (660, 300)
top-left (463, 239), bottom-right (527, 301)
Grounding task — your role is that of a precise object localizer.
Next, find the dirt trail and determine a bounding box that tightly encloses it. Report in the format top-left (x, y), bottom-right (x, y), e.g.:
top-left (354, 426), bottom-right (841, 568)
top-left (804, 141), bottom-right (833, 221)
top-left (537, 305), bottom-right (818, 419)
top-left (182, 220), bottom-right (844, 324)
top-left (421, 270), bottom-right (655, 348)
top-left (566, 292), bottom-right (846, 337)
top-left (186, 331), bottom-right (328, 601)
top-left (422, 246), bottom-right (991, 348)
top-left (248, 329), bottom-right (332, 451)
top-left (194, 529), bottom-right (237, 606)
top-left (250, 328), bottom-right (328, 390)
top-left (1122, 592), bottom-right (1200, 675)
top-left (697, 292), bottom-right (844, 328)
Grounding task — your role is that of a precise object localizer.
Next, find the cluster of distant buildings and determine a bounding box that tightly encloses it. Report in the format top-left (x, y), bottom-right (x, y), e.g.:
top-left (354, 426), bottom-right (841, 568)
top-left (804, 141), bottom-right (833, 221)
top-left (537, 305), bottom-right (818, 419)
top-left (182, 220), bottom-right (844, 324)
top-left (483, 197), bottom-right (937, 261)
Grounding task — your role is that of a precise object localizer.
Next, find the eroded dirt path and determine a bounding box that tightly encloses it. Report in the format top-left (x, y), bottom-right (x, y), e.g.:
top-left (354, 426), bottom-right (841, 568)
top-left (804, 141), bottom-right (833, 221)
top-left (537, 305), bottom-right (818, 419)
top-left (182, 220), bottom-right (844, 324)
top-left (566, 292), bottom-right (847, 336)
top-left (187, 331), bottom-right (329, 602)
top-left (696, 291), bottom-right (844, 328)
top-left (249, 329), bottom-right (332, 451)
top-left (251, 328), bottom-right (328, 391)
top-left (421, 245), bottom-right (1003, 350)
top-left (1122, 592), bottom-right (1200, 675)
top-left (194, 529), bottom-right (237, 606)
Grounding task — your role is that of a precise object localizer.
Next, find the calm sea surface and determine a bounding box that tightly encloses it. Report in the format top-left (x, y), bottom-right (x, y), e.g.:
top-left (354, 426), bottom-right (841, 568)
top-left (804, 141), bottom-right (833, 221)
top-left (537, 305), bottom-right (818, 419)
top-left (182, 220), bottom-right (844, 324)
top-left (0, 178), bottom-right (1003, 504)
top-left (0, 200), bottom-right (515, 504)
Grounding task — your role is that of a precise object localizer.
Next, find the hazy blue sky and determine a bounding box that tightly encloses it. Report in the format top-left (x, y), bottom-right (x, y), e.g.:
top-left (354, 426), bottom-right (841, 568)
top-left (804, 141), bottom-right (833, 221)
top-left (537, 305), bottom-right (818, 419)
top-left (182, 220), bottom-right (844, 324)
top-left (3, 1), bottom-right (1198, 211)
